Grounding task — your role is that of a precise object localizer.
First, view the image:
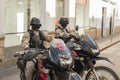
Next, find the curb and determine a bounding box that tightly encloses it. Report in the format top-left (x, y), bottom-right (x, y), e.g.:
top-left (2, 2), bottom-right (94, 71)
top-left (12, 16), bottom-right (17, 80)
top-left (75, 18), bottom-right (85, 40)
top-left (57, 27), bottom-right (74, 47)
top-left (100, 40), bottom-right (120, 51)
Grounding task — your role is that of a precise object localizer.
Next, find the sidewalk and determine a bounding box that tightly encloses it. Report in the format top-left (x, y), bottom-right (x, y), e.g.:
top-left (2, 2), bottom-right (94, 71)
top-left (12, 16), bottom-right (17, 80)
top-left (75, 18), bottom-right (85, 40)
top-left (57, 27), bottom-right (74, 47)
top-left (96, 34), bottom-right (120, 51)
top-left (0, 33), bottom-right (120, 67)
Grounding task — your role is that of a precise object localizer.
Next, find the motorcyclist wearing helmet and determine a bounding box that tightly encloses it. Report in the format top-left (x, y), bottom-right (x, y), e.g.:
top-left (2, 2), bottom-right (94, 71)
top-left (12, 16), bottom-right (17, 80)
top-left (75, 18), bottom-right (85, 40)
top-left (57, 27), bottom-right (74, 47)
top-left (21, 17), bottom-right (50, 80)
top-left (55, 17), bottom-right (78, 43)
top-left (55, 17), bottom-right (72, 42)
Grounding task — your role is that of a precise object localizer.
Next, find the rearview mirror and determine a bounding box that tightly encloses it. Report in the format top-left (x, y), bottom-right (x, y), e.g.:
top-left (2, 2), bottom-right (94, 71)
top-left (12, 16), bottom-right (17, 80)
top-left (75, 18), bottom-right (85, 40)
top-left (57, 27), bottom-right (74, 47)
top-left (75, 25), bottom-right (79, 31)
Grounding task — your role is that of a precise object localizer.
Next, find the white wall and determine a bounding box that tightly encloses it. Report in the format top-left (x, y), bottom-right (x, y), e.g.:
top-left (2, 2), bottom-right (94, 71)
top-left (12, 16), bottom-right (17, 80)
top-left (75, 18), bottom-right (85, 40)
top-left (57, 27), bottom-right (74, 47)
top-left (89, 0), bottom-right (116, 28)
top-left (56, 0), bottom-right (64, 20)
top-left (39, 0), bottom-right (46, 30)
top-left (4, 0), bottom-right (94, 47)
top-left (75, 0), bottom-right (89, 35)
top-left (4, 0), bottom-right (43, 47)
top-left (30, 0), bottom-right (41, 18)
top-left (45, 0), bottom-right (56, 31)
top-left (75, 4), bottom-right (85, 34)
top-left (4, 0), bottom-right (21, 47)
top-left (69, 0), bottom-right (76, 30)
top-left (0, 0), bottom-right (4, 34)
top-left (84, 0), bottom-right (89, 27)
top-left (24, 0), bottom-right (28, 32)
top-left (89, 0), bottom-right (120, 36)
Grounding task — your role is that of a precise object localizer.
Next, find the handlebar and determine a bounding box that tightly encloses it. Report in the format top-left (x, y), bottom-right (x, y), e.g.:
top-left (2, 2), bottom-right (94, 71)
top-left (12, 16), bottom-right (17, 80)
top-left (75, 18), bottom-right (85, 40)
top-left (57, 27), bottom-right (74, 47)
top-left (14, 51), bottom-right (24, 57)
top-left (14, 49), bottom-right (49, 58)
top-left (37, 49), bottom-right (49, 54)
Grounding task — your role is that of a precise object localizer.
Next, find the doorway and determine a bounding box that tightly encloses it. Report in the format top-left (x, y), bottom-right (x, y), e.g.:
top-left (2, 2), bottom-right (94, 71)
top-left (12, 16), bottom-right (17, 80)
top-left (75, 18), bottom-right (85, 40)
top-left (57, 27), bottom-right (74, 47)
top-left (75, 4), bottom-right (85, 35)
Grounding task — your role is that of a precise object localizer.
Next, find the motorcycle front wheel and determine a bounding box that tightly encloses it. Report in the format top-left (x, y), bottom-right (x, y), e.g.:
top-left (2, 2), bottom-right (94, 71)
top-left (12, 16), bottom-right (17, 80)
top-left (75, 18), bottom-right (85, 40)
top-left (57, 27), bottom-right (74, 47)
top-left (85, 66), bottom-right (120, 80)
top-left (69, 72), bottom-right (82, 80)
top-left (32, 72), bottom-right (41, 80)
top-left (20, 71), bottom-right (26, 80)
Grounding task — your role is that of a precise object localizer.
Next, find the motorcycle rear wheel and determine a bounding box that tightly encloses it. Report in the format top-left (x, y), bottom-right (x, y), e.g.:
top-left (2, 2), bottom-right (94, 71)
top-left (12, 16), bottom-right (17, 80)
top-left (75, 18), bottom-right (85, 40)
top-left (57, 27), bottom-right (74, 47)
top-left (85, 66), bottom-right (120, 80)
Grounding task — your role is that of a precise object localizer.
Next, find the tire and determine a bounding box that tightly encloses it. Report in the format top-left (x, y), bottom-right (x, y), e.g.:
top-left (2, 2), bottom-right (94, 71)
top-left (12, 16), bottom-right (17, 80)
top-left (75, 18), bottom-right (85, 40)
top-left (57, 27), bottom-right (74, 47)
top-left (85, 66), bottom-right (120, 80)
top-left (68, 72), bottom-right (82, 80)
top-left (32, 71), bottom-right (42, 80)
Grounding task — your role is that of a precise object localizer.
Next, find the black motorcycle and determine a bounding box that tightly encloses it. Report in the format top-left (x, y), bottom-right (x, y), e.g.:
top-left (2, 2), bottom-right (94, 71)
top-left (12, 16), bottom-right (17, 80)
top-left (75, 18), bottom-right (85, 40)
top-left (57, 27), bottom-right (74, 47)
top-left (14, 38), bottom-right (82, 80)
top-left (72, 25), bottom-right (120, 80)
top-left (44, 38), bottom-right (82, 80)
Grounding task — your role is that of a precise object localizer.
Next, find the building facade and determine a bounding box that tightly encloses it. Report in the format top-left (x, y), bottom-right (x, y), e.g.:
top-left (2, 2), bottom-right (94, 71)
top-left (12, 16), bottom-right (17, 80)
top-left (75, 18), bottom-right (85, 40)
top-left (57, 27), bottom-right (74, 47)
top-left (0, 0), bottom-right (77, 47)
top-left (0, 0), bottom-right (77, 62)
top-left (0, 0), bottom-right (120, 62)
top-left (86, 0), bottom-right (120, 39)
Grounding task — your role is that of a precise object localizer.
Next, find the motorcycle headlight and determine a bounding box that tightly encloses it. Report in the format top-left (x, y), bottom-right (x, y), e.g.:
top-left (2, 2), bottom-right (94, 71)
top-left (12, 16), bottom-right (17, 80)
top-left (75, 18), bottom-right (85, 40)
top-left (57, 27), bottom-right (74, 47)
top-left (59, 54), bottom-right (70, 59)
top-left (58, 54), bottom-right (72, 66)
top-left (91, 48), bottom-right (100, 54)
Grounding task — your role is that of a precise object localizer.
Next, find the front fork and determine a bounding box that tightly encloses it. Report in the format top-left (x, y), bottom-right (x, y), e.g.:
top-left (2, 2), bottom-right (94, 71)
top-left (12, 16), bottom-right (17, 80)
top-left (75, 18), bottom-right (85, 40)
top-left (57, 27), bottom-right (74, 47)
top-left (87, 59), bottom-right (100, 80)
top-left (91, 68), bottom-right (100, 80)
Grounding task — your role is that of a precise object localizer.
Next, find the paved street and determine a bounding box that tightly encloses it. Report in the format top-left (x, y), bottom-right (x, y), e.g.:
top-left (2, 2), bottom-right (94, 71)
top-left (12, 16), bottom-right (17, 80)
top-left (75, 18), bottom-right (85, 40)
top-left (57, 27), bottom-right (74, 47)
top-left (96, 42), bottom-right (120, 76)
top-left (0, 42), bottom-right (120, 80)
top-left (0, 64), bottom-right (20, 80)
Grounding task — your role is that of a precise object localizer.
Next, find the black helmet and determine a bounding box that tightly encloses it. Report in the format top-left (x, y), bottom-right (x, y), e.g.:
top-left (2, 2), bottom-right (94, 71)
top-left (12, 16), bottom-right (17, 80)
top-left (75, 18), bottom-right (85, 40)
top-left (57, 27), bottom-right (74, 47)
top-left (30, 17), bottom-right (41, 30)
top-left (59, 17), bottom-right (69, 28)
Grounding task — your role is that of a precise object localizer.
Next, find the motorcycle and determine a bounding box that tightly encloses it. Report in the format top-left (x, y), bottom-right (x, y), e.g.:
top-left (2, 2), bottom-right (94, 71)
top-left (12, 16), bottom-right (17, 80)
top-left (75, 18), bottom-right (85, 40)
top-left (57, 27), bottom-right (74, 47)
top-left (71, 25), bottom-right (120, 80)
top-left (14, 38), bottom-right (82, 80)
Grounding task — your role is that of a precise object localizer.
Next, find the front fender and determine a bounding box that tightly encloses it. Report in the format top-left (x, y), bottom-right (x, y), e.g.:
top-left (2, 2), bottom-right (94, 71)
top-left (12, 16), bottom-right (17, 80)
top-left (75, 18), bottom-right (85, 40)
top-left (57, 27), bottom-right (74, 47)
top-left (91, 56), bottom-right (115, 65)
top-left (69, 72), bottom-right (82, 80)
